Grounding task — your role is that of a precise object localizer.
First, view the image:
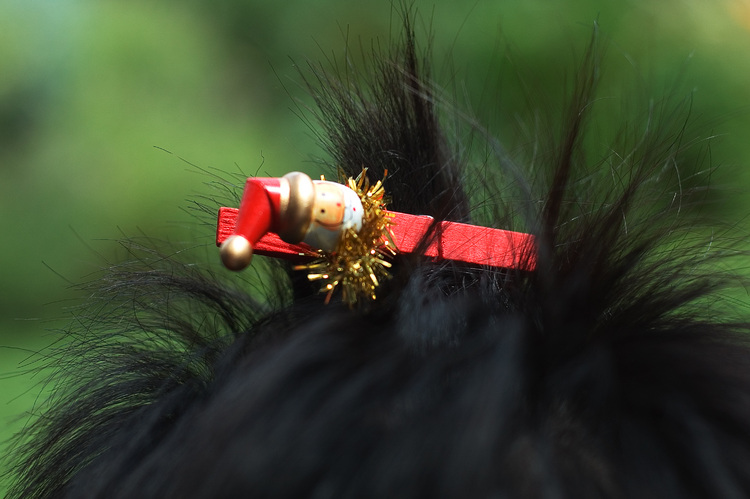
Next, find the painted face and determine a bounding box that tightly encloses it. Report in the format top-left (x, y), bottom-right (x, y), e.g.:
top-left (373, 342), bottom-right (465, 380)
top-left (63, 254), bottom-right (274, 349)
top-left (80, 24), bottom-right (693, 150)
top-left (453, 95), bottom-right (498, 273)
top-left (312, 182), bottom-right (347, 230)
top-left (303, 181), bottom-right (364, 251)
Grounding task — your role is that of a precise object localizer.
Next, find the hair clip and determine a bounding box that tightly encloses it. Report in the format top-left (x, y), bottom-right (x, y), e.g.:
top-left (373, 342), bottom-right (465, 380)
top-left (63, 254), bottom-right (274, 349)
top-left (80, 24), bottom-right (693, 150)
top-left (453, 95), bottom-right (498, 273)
top-left (217, 170), bottom-right (536, 305)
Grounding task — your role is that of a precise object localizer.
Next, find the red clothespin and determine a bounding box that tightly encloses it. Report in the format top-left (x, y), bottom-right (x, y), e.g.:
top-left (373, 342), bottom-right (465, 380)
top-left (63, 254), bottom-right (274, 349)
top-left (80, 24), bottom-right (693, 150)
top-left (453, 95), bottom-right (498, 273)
top-left (216, 171), bottom-right (535, 304)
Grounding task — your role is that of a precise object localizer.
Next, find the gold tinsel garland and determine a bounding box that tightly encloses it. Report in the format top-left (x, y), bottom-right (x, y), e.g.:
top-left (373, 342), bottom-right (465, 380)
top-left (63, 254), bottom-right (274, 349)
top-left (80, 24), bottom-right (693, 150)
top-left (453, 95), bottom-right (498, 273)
top-left (295, 169), bottom-right (396, 306)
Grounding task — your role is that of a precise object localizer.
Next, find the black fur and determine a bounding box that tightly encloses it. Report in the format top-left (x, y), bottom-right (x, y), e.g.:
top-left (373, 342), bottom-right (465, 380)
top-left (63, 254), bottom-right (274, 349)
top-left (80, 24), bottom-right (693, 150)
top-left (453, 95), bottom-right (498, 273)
top-left (7, 12), bottom-right (750, 499)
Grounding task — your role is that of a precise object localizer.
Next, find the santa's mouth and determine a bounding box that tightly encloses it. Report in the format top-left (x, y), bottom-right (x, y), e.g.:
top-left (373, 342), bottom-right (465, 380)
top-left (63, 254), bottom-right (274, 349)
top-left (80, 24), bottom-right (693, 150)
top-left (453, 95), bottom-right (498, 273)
top-left (316, 221), bottom-right (341, 230)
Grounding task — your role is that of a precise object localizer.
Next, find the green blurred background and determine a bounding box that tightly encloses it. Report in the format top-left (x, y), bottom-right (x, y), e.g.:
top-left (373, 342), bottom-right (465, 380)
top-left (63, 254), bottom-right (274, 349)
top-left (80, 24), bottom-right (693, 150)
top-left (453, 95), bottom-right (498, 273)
top-left (2, 0), bottom-right (750, 491)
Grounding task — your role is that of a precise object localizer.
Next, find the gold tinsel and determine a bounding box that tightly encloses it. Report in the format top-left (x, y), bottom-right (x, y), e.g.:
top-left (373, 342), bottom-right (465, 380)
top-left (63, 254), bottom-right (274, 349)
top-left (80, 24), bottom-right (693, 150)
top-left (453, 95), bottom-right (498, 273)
top-left (295, 169), bottom-right (396, 307)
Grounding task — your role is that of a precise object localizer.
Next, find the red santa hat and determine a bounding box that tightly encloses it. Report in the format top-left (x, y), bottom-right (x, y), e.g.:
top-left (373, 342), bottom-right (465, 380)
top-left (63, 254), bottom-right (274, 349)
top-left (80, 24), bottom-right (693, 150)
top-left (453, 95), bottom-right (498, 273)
top-left (220, 172), bottom-right (315, 270)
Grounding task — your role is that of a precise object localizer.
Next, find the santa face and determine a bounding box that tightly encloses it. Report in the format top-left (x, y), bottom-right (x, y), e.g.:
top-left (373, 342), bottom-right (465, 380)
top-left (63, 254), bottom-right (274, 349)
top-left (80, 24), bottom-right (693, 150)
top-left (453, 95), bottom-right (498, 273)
top-left (312, 182), bottom-right (347, 230)
top-left (303, 181), bottom-right (364, 251)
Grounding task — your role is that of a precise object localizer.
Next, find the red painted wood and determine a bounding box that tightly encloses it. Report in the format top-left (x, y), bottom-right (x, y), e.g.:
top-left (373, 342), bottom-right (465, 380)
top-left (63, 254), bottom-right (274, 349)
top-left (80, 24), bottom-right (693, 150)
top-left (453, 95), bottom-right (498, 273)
top-left (391, 213), bottom-right (536, 270)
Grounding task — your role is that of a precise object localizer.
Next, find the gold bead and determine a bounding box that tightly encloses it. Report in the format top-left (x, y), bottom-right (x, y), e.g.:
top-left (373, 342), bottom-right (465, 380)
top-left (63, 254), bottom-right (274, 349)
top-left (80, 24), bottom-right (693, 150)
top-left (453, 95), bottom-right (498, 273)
top-left (220, 235), bottom-right (253, 271)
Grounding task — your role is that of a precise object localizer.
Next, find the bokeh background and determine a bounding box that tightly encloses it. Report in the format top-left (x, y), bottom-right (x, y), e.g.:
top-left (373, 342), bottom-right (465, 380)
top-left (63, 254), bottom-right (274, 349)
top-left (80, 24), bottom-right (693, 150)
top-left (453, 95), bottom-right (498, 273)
top-left (2, 0), bottom-right (750, 491)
